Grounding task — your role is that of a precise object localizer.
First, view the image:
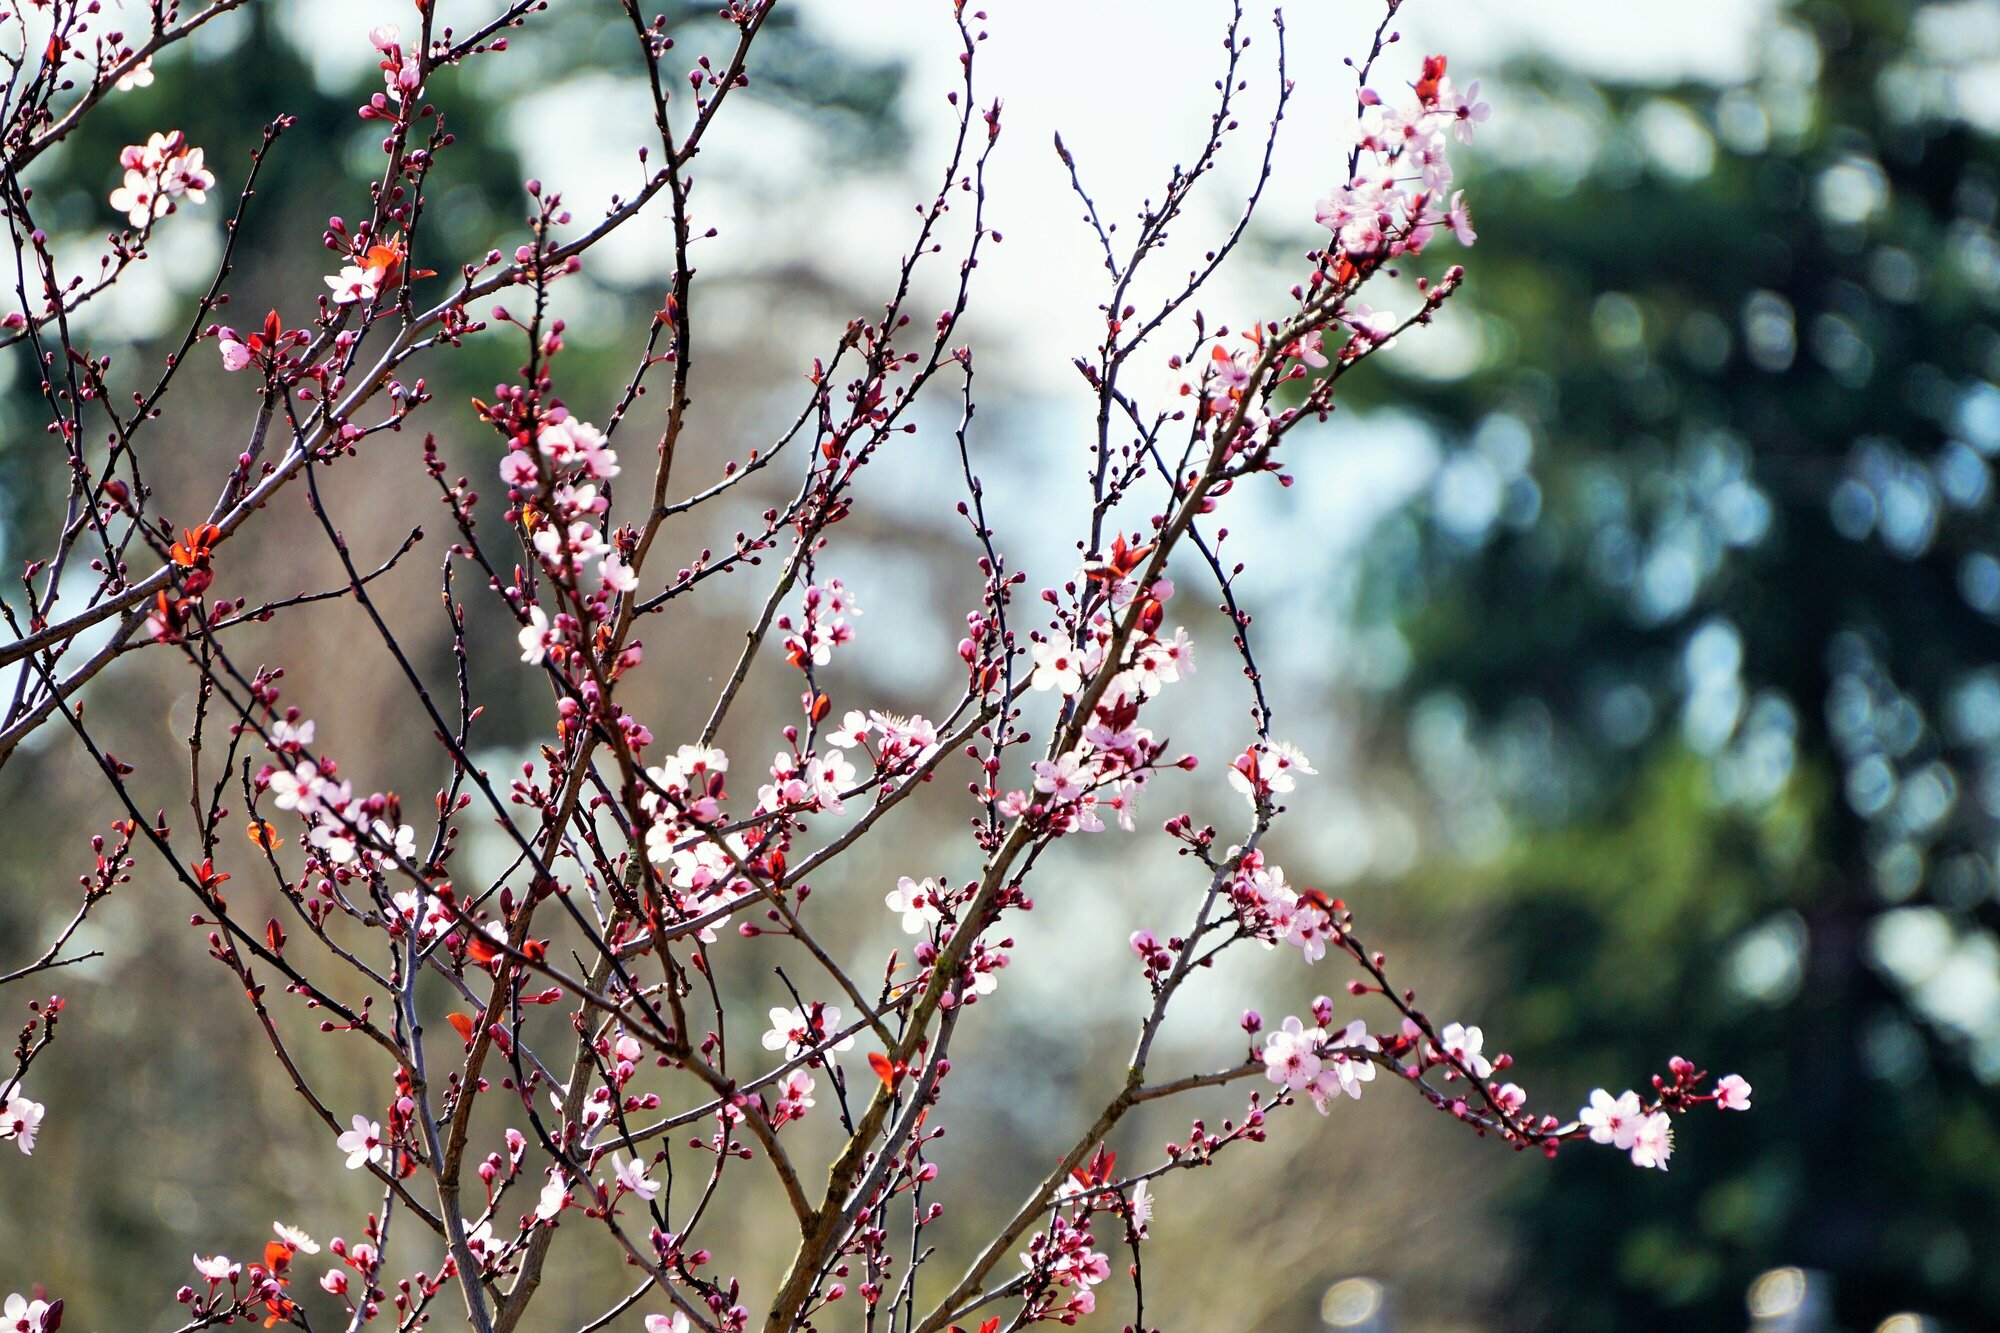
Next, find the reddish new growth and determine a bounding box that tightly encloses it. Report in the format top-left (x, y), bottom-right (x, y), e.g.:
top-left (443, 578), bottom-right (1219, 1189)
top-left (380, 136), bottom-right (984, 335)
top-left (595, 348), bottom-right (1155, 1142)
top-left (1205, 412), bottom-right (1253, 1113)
top-left (0, 3), bottom-right (1742, 1331)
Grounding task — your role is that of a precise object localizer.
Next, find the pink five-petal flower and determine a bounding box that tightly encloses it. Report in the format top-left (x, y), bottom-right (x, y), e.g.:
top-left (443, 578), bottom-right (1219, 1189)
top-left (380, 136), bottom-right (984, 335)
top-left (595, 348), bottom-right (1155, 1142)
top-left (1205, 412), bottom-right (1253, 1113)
top-left (1578, 1088), bottom-right (1643, 1150)
top-left (335, 1113), bottom-right (384, 1170)
top-left (1629, 1110), bottom-right (1674, 1170)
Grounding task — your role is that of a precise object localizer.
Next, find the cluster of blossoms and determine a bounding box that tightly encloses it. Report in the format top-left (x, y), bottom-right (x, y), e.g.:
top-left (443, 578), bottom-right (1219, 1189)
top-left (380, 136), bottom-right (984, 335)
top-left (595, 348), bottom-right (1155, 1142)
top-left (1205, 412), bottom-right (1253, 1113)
top-left (106, 130), bottom-right (212, 227)
top-left (1018, 1212), bottom-right (1110, 1322)
top-left (368, 24), bottom-right (424, 104)
top-left (778, 580), bottom-right (860, 668)
top-left (1257, 1000), bottom-right (1751, 1172)
top-left (181, 1226), bottom-right (315, 1327)
top-left (321, 217), bottom-right (419, 307)
top-left (257, 720), bottom-right (418, 872)
top-left (635, 744), bottom-right (759, 939)
top-left (1221, 846), bottom-right (1338, 964)
top-left (0, 1086), bottom-right (43, 1155)
top-left (503, 403), bottom-right (633, 668)
top-left (884, 873), bottom-right (1007, 1001)
top-left (1316, 56), bottom-right (1484, 266)
top-left (1581, 1067), bottom-right (1753, 1171)
top-left (1260, 1012), bottom-right (1381, 1112)
top-left (1193, 56), bottom-right (1488, 424)
top-left (829, 708), bottom-right (940, 776)
top-left (1012, 537), bottom-right (1195, 834)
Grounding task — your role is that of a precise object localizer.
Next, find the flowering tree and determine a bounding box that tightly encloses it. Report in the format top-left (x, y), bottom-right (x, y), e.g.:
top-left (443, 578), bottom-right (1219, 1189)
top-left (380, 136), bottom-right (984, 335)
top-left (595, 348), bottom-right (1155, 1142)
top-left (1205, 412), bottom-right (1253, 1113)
top-left (0, 1), bottom-right (1749, 1330)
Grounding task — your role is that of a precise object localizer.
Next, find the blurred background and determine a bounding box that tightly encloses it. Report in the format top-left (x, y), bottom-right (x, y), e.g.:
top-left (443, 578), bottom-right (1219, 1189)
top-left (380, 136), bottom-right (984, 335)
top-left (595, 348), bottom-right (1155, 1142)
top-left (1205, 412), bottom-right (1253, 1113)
top-left (1, 0), bottom-right (1994, 1329)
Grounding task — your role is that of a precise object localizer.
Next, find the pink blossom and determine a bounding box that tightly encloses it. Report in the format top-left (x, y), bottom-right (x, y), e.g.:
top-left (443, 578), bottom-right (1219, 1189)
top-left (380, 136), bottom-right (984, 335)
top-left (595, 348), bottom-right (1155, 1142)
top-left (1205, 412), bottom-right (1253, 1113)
top-left (1629, 1110), bottom-right (1674, 1170)
top-left (1715, 1073), bottom-right (1753, 1111)
top-left (772, 1068), bottom-right (816, 1125)
top-left (273, 1222), bottom-right (319, 1254)
top-left (1, 1092), bottom-right (45, 1154)
top-left (336, 1114), bottom-right (384, 1170)
top-left (1032, 751), bottom-right (1089, 802)
top-left (1447, 190), bottom-right (1477, 246)
top-left (886, 876), bottom-right (943, 934)
top-left (499, 451), bottom-right (539, 489)
top-left (645, 1316), bottom-right (690, 1333)
top-left (762, 1005), bottom-right (855, 1059)
top-left (1578, 1088), bottom-right (1643, 1150)
top-left (1030, 640), bottom-right (1084, 695)
top-left (535, 1169), bottom-right (569, 1221)
top-left (518, 606), bottom-right (554, 665)
top-left (600, 552), bottom-right (639, 593)
top-left (192, 1254), bottom-right (236, 1283)
top-left (1129, 1179), bottom-right (1154, 1236)
top-left (218, 332), bottom-right (254, 372)
top-left (1344, 302), bottom-right (1398, 342)
top-left (1262, 1015), bottom-right (1323, 1091)
top-left (1435, 1021), bottom-right (1493, 1079)
top-left (1225, 740), bottom-right (1316, 804)
top-left (2, 1295), bottom-right (53, 1333)
top-left (611, 1154), bottom-right (660, 1202)
top-left (1291, 329), bottom-right (1329, 368)
top-left (1439, 77), bottom-right (1491, 144)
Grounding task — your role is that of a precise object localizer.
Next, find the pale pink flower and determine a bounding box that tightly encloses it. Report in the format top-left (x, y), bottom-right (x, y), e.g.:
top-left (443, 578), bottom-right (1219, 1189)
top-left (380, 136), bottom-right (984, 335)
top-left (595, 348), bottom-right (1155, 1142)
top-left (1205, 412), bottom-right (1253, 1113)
top-left (273, 1222), bottom-right (320, 1254)
top-left (1439, 77), bottom-right (1491, 144)
top-left (535, 1169), bottom-right (569, 1221)
top-left (2, 1092), bottom-right (46, 1154)
top-left (762, 1005), bottom-right (854, 1059)
top-left (1262, 1016), bottom-right (1323, 1091)
top-left (1578, 1088), bottom-right (1643, 1150)
top-left (1629, 1110), bottom-right (1674, 1170)
top-left (325, 263), bottom-right (382, 306)
top-left (885, 876), bottom-right (943, 934)
top-left (218, 332), bottom-right (254, 372)
top-left (773, 1068), bottom-right (816, 1124)
top-left (1715, 1073), bottom-right (1753, 1111)
top-left (1030, 640), bottom-right (1084, 695)
top-left (3, 1294), bottom-right (53, 1332)
top-left (518, 606), bottom-right (553, 665)
top-left (611, 1154), bottom-right (660, 1202)
top-left (1435, 1022), bottom-right (1493, 1079)
top-left (192, 1254), bottom-right (235, 1283)
top-left (499, 451), bottom-right (539, 489)
top-left (1129, 1179), bottom-right (1153, 1236)
top-left (1447, 190), bottom-right (1477, 246)
top-left (336, 1114), bottom-right (384, 1170)
top-left (600, 552), bottom-right (639, 593)
top-left (1032, 751), bottom-right (1089, 803)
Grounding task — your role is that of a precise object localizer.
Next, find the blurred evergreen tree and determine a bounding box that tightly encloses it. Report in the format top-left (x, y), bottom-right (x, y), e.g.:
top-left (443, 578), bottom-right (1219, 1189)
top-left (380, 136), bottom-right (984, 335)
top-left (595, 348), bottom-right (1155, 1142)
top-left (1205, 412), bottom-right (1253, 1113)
top-left (1352, 2), bottom-right (2000, 1328)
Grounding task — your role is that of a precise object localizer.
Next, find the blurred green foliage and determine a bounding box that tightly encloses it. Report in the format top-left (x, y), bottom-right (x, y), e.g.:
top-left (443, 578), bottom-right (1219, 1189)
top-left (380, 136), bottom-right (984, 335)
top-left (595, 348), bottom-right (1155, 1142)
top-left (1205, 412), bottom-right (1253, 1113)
top-left (1356, 0), bottom-right (2000, 1327)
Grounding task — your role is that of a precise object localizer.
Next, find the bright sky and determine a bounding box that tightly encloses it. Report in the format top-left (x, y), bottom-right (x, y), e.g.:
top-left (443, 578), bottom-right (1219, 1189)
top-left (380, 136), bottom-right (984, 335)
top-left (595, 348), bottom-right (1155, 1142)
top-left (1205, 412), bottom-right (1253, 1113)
top-left (791, 0), bottom-right (1779, 390)
top-left (255, 0), bottom-right (1786, 881)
